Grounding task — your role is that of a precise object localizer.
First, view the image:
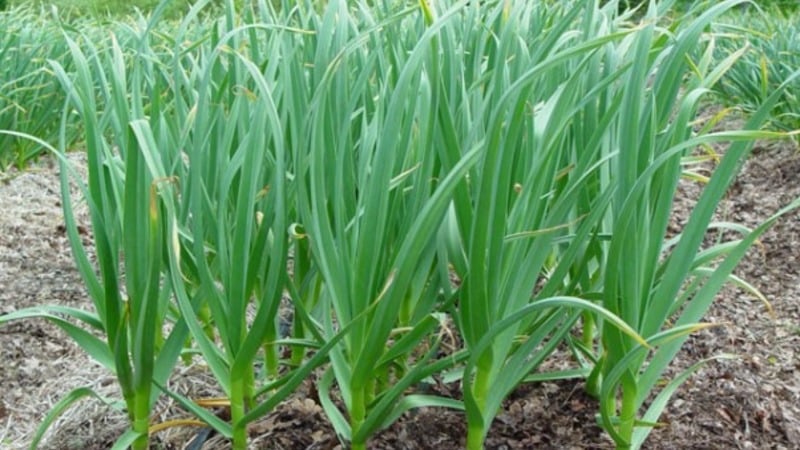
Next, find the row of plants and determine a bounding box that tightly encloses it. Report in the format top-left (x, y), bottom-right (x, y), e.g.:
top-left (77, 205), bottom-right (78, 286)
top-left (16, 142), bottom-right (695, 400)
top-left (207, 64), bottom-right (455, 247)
top-left (0, 5), bottom-right (77, 170)
top-left (0, 2), bottom-right (223, 171)
top-left (713, 4), bottom-right (800, 132)
top-left (614, 0), bottom-right (799, 13)
top-left (2, 0), bottom-right (192, 17)
top-left (2, 0), bottom-right (798, 449)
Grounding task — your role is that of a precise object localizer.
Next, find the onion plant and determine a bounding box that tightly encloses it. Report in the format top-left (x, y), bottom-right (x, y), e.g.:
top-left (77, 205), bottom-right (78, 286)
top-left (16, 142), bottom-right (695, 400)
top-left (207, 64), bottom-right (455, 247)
top-left (581, 1), bottom-right (800, 449)
top-left (287, 2), bottom-right (479, 448)
top-left (144, 2), bottom-right (359, 449)
top-left (0, 6), bottom-right (76, 169)
top-left (428, 2), bottom-right (651, 448)
top-left (3, 1), bottom-right (798, 449)
top-left (0, 7), bottom-right (189, 450)
top-left (713, 5), bottom-right (800, 132)
top-left (422, 0), bottom-right (798, 448)
top-left (159, 5), bottom-right (294, 449)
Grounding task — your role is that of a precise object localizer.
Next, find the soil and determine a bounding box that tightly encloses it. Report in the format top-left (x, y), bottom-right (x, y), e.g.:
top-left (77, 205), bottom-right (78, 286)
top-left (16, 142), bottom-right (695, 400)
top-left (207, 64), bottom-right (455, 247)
top-left (1, 121), bottom-right (799, 449)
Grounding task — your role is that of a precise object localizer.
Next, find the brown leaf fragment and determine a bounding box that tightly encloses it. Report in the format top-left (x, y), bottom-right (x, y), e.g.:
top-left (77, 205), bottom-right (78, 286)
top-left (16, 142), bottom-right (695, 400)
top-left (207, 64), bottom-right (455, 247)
top-left (717, 407), bottom-right (734, 424)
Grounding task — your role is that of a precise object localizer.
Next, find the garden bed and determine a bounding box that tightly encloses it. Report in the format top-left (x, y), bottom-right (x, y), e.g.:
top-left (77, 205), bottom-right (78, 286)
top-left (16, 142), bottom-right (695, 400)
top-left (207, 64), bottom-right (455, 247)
top-left (1, 129), bottom-right (798, 449)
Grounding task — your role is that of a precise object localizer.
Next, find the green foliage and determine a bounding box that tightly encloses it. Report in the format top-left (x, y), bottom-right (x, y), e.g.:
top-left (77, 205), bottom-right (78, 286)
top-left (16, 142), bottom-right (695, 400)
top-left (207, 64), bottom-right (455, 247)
top-left (1, 1), bottom-right (798, 450)
top-left (6, 0), bottom-right (202, 18)
top-left (1, 8), bottom-right (191, 449)
top-left (748, 0), bottom-right (800, 11)
top-left (0, 7), bottom-right (77, 169)
top-left (611, 0), bottom-right (799, 14)
top-left (714, 7), bottom-right (800, 132)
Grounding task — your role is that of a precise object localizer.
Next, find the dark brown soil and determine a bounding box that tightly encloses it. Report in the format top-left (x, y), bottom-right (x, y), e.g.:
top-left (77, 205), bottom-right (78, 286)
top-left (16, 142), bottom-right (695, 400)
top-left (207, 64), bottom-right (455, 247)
top-left (1, 127), bottom-right (798, 449)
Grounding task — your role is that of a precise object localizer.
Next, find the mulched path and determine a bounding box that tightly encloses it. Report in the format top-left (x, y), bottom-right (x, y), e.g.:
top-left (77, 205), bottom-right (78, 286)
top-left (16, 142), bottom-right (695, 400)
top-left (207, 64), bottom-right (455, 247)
top-left (1, 124), bottom-right (798, 449)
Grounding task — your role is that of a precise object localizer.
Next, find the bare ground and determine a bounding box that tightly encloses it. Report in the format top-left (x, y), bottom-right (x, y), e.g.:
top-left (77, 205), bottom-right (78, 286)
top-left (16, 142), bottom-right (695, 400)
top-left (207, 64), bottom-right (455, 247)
top-left (1, 130), bottom-right (799, 449)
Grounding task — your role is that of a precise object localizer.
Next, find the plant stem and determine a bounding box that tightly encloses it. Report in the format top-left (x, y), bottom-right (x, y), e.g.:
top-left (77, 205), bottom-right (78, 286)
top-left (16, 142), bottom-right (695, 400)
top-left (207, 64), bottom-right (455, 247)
top-left (264, 329), bottom-right (279, 380)
top-left (131, 391), bottom-right (150, 450)
top-left (617, 374), bottom-right (638, 450)
top-left (466, 351), bottom-right (493, 450)
top-left (581, 311), bottom-right (595, 348)
top-left (585, 359), bottom-right (603, 399)
top-left (230, 376), bottom-right (247, 450)
top-left (350, 385), bottom-right (367, 450)
top-left (290, 314), bottom-right (305, 366)
top-left (467, 420), bottom-right (486, 450)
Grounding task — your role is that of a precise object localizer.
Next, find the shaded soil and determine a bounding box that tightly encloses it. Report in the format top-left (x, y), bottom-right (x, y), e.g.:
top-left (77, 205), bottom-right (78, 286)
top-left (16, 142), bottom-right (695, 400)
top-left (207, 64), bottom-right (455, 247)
top-left (1, 129), bottom-right (799, 449)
